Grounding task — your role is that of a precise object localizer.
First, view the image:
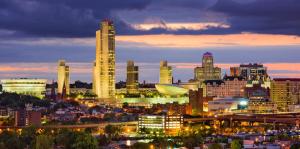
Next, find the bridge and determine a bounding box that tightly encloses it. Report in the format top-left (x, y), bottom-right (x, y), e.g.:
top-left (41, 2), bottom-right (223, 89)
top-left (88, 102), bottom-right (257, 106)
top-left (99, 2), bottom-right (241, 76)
top-left (0, 121), bottom-right (138, 129)
top-left (184, 113), bottom-right (300, 125)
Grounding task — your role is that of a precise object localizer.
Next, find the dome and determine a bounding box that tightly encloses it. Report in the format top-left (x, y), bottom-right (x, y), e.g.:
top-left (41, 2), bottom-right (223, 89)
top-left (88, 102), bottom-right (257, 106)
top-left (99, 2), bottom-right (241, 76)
top-left (155, 84), bottom-right (188, 96)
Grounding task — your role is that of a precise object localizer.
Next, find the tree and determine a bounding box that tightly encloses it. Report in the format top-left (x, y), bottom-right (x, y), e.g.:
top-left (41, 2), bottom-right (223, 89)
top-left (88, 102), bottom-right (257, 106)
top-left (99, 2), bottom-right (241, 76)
top-left (35, 135), bottom-right (53, 149)
top-left (208, 143), bottom-right (223, 149)
top-left (55, 129), bottom-right (76, 149)
top-left (20, 126), bottom-right (38, 148)
top-left (71, 132), bottom-right (98, 149)
top-left (132, 142), bottom-right (151, 149)
top-left (231, 140), bottom-right (242, 149)
top-left (291, 143), bottom-right (300, 149)
top-left (104, 125), bottom-right (121, 140)
top-left (0, 130), bottom-right (24, 149)
top-left (55, 130), bottom-right (98, 149)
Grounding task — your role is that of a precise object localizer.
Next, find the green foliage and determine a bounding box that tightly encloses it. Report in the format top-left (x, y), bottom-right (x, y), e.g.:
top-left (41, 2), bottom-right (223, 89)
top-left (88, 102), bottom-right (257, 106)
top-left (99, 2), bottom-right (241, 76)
top-left (208, 143), bottom-right (223, 149)
top-left (20, 126), bottom-right (38, 148)
top-left (132, 142), bottom-right (151, 149)
top-left (103, 113), bottom-right (116, 121)
top-left (55, 129), bottom-right (76, 149)
top-left (182, 134), bottom-right (203, 149)
top-left (291, 143), bottom-right (300, 149)
top-left (0, 130), bottom-right (24, 149)
top-left (98, 135), bottom-right (110, 146)
top-left (71, 132), bottom-right (98, 149)
top-left (231, 140), bottom-right (242, 149)
top-left (0, 127), bottom-right (99, 149)
top-left (122, 102), bottom-right (129, 108)
top-left (35, 134), bottom-right (53, 149)
top-left (55, 129), bottom-right (98, 149)
top-left (104, 124), bottom-right (121, 139)
top-left (0, 92), bottom-right (50, 108)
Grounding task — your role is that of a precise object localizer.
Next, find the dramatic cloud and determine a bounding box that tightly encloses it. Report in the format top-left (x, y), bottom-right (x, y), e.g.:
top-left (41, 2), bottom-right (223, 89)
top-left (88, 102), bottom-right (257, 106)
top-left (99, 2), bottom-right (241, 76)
top-left (1, 0), bottom-right (300, 37)
top-left (117, 33), bottom-right (300, 48)
top-left (211, 0), bottom-right (300, 35)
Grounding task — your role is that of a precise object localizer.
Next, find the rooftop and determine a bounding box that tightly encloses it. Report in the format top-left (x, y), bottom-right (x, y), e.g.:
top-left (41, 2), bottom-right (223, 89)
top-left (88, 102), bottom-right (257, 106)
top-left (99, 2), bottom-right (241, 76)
top-left (203, 52), bottom-right (213, 57)
top-left (273, 78), bottom-right (300, 81)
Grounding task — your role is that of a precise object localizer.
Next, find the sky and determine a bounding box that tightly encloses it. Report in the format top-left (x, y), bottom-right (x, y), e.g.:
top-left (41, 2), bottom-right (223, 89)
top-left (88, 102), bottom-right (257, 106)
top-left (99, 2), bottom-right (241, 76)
top-left (0, 0), bottom-right (299, 83)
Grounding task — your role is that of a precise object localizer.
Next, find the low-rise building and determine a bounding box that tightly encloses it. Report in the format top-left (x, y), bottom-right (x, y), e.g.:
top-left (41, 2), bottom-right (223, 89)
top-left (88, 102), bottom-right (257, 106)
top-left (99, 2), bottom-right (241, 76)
top-left (1, 78), bottom-right (47, 99)
top-left (247, 98), bottom-right (277, 113)
top-left (202, 76), bottom-right (247, 98)
top-left (138, 114), bottom-right (183, 133)
top-left (208, 97), bottom-right (248, 114)
top-left (14, 109), bottom-right (41, 126)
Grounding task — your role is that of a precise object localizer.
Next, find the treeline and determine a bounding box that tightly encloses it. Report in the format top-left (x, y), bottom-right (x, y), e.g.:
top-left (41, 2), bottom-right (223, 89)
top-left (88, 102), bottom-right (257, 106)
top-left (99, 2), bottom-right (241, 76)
top-left (0, 126), bottom-right (98, 149)
top-left (0, 92), bottom-right (51, 108)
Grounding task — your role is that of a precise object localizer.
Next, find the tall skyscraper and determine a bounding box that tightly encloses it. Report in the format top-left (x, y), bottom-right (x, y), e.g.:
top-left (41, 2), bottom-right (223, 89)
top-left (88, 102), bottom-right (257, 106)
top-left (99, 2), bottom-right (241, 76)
top-left (93, 20), bottom-right (116, 99)
top-left (194, 52), bottom-right (221, 83)
top-left (126, 60), bottom-right (139, 94)
top-left (159, 61), bottom-right (172, 84)
top-left (57, 60), bottom-right (70, 96)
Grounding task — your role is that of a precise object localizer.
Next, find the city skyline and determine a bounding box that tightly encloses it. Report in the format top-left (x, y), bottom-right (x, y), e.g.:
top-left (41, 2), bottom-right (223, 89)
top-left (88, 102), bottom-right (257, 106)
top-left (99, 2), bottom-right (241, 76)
top-left (1, 1), bottom-right (300, 148)
top-left (0, 61), bottom-right (299, 83)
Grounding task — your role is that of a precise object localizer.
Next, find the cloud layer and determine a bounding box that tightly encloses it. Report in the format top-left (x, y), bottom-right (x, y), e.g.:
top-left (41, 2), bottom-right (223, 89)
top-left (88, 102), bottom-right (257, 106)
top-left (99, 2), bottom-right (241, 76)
top-left (1, 0), bottom-right (300, 37)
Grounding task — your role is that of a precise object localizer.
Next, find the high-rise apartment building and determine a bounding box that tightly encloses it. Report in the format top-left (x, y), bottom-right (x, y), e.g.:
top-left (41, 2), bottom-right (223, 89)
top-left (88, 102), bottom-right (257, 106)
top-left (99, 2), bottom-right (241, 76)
top-left (159, 61), bottom-right (172, 84)
top-left (93, 20), bottom-right (116, 99)
top-left (126, 60), bottom-right (139, 94)
top-left (194, 52), bottom-right (221, 83)
top-left (57, 60), bottom-right (70, 95)
top-left (271, 78), bottom-right (300, 111)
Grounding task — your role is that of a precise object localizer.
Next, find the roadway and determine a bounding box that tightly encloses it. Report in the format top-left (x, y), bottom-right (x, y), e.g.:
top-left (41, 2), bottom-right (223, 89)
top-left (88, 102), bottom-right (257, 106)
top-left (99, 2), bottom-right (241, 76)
top-left (0, 121), bottom-right (138, 129)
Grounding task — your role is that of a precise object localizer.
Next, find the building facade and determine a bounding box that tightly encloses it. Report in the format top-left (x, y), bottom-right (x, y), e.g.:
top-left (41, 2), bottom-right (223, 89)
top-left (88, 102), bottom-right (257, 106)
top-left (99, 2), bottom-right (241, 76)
top-left (231, 63), bottom-right (268, 80)
top-left (126, 60), bottom-right (139, 94)
top-left (1, 78), bottom-right (47, 99)
top-left (93, 20), bottom-right (116, 99)
top-left (14, 109), bottom-right (41, 126)
top-left (247, 98), bottom-right (277, 113)
top-left (208, 97), bottom-right (248, 114)
top-left (138, 114), bottom-right (183, 133)
top-left (194, 52), bottom-right (221, 83)
top-left (57, 60), bottom-right (70, 95)
top-left (188, 88), bottom-right (205, 114)
top-left (271, 78), bottom-right (300, 111)
top-left (159, 61), bottom-right (172, 84)
top-left (202, 76), bottom-right (247, 98)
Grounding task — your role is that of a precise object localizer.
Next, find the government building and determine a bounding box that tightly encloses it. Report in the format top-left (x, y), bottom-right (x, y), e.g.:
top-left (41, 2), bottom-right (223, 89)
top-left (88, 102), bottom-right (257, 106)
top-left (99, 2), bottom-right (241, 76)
top-left (1, 78), bottom-right (47, 99)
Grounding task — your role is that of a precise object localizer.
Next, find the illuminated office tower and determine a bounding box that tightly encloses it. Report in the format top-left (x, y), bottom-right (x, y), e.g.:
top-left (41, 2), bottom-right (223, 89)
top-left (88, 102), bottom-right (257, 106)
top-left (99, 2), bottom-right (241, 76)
top-left (93, 20), bottom-right (116, 99)
top-left (159, 61), bottom-right (172, 84)
top-left (194, 52), bottom-right (221, 83)
top-left (57, 60), bottom-right (70, 95)
top-left (126, 60), bottom-right (139, 94)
